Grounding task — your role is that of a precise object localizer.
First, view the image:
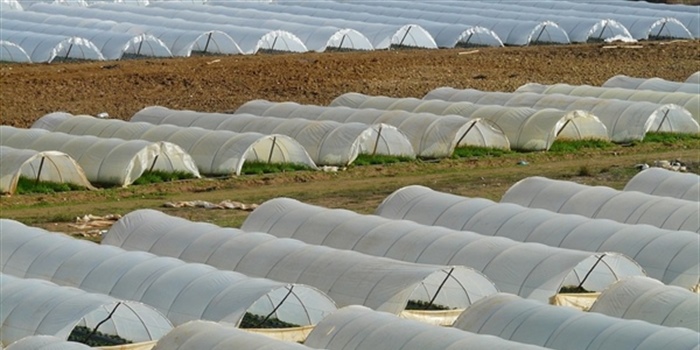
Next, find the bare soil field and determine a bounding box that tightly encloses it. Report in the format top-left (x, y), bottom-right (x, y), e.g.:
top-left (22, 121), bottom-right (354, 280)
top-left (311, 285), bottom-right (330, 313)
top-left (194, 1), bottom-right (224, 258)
top-left (1, 40), bottom-right (698, 234)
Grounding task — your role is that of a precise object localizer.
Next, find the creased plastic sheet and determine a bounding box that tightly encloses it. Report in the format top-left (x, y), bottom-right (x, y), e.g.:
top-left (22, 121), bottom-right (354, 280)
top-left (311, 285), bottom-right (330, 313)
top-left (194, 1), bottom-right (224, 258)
top-left (103, 209), bottom-right (485, 317)
top-left (374, 185), bottom-right (699, 290)
top-left (502, 176), bottom-right (700, 233)
top-left (454, 293), bottom-right (700, 350)
top-left (590, 277), bottom-right (699, 331)
top-left (0, 219), bottom-right (337, 329)
top-left (305, 305), bottom-right (549, 350)
top-left (241, 198), bottom-right (645, 302)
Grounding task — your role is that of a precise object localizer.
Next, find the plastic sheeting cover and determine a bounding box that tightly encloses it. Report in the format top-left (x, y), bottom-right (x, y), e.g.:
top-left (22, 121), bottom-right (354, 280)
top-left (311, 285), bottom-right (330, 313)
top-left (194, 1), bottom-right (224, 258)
top-left (32, 113), bottom-right (318, 175)
top-left (424, 87), bottom-right (699, 142)
top-left (502, 176), bottom-right (700, 233)
top-left (152, 320), bottom-right (314, 350)
top-left (103, 209), bottom-right (486, 316)
top-left (624, 167), bottom-right (699, 201)
top-left (453, 293), bottom-right (700, 350)
top-left (0, 273), bottom-right (173, 346)
top-left (132, 106), bottom-right (415, 166)
top-left (241, 198), bottom-right (646, 302)
top-left (518, 82), bottom-right (700, 124)
top-left (6, 335), bottom-right (92, 350)
top-left (0, 40), bottom-right (31, 63)
top-left (0, 219), bottom-right (337, 329)
top-left (305, 305), bottom-right (549, 350)
top-left (330, 93), bottom-right (609, 151)
top-left (375, 185), bottom-right (700, 290)
top-left (589, 277), bottom-right (699, 331)
top-left (235, 99), bottom-right (510, 156)
top-left (0, 126), bottom-right (200, 186)
top-left (0, 29), bottom-right (105, 63)
top-left (603, 75), bottom-right (700, 94)
top-left (0, 145), bottom-right (95, 194)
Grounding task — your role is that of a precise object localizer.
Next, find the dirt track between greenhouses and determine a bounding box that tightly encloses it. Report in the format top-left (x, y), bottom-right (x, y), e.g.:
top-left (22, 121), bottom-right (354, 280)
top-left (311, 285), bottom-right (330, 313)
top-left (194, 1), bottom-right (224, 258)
top-left (1, 40), bottom-right (698, 232)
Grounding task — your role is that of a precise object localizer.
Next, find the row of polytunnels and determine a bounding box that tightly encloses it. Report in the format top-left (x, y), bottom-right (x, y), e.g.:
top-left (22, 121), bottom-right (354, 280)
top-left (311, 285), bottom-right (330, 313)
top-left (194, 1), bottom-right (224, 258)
top-left (1, 0), bottom-right (698, 62)
top-left (1, 174), bottom-right (698, 348)
top-left (1, 72), bottom-right (697, 193)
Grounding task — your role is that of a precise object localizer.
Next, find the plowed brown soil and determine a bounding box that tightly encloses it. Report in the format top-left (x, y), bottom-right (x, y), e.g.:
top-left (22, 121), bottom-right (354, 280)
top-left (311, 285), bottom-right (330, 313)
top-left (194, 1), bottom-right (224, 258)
top-left (1, 40), bottom-right (698, 232)
top-left (2, 41), bottom-right (698, 126)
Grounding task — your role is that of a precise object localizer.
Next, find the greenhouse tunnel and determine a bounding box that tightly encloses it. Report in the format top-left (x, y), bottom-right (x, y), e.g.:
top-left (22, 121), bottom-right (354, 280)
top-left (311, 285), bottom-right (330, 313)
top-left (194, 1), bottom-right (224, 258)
top-left (242, 198), bottom-right (646, 302)
top-left (0, 219), bottom-right (338, 334)
top-left (102, 209), bottom-right (495, 325)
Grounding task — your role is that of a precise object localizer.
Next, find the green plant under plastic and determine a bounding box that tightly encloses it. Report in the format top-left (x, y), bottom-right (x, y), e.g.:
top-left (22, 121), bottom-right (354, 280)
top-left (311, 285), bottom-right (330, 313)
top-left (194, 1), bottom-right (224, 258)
top-left (548, 138), bottom-right (614, 153)
top-left (15, 176), bottom-right (85, 194)
top-left (642, 132), bottom-right (700, 144)
top-left (240, 161), bottom-right (314, 175)
top-left (132, 170), bottom-right (196, 185)
top-left (451, 146), bottom-right (513, 159)
top-left (353, 154), bottom-right (415, 166)
top-left (239, 312), bottom-right (302, 329)
top-left (405, 300), bottom-right (452, 311)
top-left (68, 326), bottom-right (132, 347)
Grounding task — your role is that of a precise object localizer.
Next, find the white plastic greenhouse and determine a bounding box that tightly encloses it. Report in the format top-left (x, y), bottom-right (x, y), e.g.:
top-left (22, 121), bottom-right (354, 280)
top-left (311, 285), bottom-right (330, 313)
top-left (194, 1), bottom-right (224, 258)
top-left (424, 87), bottom-right (700, 142)
top-left (590, 276), bottom-right (699, 331)
top-left (686, 72), bottom-right (700, 84)
top-left (517, 83), bottom-right (700, 124)
top-left (235, 100), bottom-right (510, 157)
top-left (0, 219), bottom-right (338, 330)
top-left (207, 1), bottom-right (439, 49)
top-left (504, 0), bottom-right (698, 39)
top-left (624, 168), bottom-right (699, 201)
top-left (103, 209), bottom-right (496, 322)
top-left (269, 0), bottom-right (570, 46)
top-left (502, 177), bottom-right (700, 233)
top-left (0, 126), bottom-right (200, 187)
top-left (32, 113), bottom-right (318, 176)
top-left (204, 0), bottom-right (502, 48)
top-left (342, 0), bottom-right (633, 43)
top-left (93, 2), bottom-right (342, 53)
top-left (1, 0), bottom-right (22, 11)
top-left (0, 29), bottom-right (104, 63)
top-left (146, 2), bottom-right (375, 52)
top-left (330, 93), bottom-right (609, 151)
top-left (304, 305), bottom-right (549, 350)
top-left (152, 320), bottom-right (315, 350)
top-left (27, 3), bottom-right (307, 54)
top-left (453, 293), bottom-right (700, 350)
top-left (0, 40), bottom-right (31, 63)
top-left (375, 185), bottom-right (700, 290)
top-left (0, 17), bottom-right (172, 60)
top-left (0, 273), bottom-right (173, 347)
top-left (0, 145), bottom-right (94, 195)
top-left (132, 106), bottom-right (416, 166)
top-left (241, 198), bottom-right (646, 302)
top-left (603, 75), bottom-right (700, 94)
top-left (6, 335), bottom-right (92, 350)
